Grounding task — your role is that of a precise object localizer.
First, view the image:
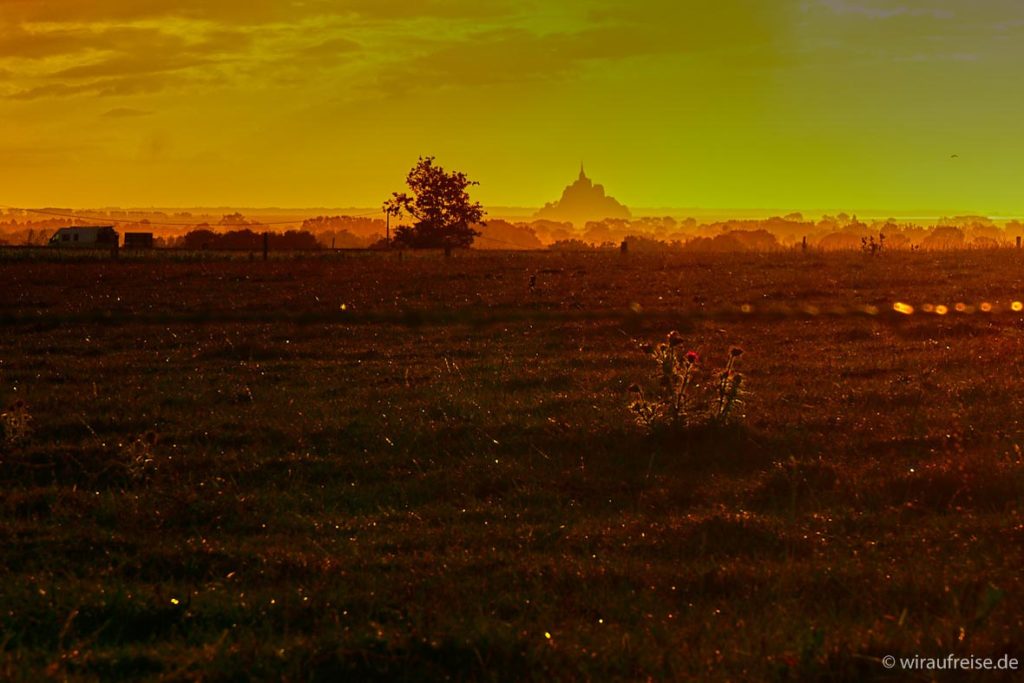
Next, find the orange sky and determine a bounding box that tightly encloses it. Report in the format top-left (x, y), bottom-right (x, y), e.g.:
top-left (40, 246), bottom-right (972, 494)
top-left (1, 1), bottom-right (1023, 214)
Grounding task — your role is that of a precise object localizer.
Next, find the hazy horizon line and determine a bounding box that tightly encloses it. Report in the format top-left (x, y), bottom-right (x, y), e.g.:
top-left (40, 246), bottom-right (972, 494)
top-left (7, 205), bottom-right (1022, 222)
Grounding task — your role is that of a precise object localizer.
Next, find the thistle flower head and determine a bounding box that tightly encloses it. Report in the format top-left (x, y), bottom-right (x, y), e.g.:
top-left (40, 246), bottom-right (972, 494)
top-left (685, 350), bottom-right (699, 365)
top-left (730, 347), bottom-right (744, 358)
top-left (667, 331), bottom-right (684, 347)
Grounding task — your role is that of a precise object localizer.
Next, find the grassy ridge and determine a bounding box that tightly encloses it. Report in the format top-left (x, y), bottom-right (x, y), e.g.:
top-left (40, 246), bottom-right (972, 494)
top-left (1, 251), bottom-right (1022, 680)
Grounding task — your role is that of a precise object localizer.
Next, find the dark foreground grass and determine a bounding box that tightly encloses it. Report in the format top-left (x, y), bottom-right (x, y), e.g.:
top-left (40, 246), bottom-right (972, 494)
top-left (1, 251), bottom-right (1023, 681)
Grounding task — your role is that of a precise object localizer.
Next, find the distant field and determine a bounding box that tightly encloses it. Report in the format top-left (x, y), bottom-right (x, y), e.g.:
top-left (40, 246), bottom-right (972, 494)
top-left (1, 251), bottom-right (1022, 680)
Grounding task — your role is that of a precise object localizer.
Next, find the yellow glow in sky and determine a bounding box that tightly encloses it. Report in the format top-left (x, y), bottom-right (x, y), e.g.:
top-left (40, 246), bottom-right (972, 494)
top-left (1, 1), bottom-right (1022, 213)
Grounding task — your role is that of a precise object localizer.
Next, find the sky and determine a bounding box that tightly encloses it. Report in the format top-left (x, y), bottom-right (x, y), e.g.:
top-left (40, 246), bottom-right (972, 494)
top-left (1, 0), bottom-right (1022, 214)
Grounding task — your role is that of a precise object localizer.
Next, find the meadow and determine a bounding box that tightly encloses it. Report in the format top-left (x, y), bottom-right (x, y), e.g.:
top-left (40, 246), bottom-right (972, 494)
top-left (1, 249), bottom-right (1022, 681)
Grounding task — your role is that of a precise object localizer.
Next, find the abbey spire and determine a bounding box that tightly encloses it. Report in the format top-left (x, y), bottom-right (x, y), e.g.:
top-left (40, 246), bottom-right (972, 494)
top-left (534, 165), bottom-right (631, 225)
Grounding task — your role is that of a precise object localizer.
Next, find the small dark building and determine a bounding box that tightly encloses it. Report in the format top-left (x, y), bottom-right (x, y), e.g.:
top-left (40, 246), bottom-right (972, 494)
top-left (124, 232), bottom-right (154, 249)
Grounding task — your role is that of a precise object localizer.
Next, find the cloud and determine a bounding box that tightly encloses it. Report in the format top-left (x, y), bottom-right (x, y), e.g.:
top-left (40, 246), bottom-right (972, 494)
top-left (52, 54), bottom-right (214, 80)
top-left (372, 3), bottom-right (787, 95)
top-left (0, 22), bottom-right (253, 62)
top-left (815, 0), bottom-right (954, 20)
top-left (295, 37), bottom-right (361, 59)
top-left (797, 0), bottom-right (1024, 66)
top-left (0, 0), bottom-right (519, 25)
top-left (9, 73), bottom-right (189, 100)
top-left (0, 2), bottom-right (564, 101)
top-left (0, 25), bottom-right (162, 59)
top-left (0, 19), bottom-right (262, 99)
top-left (0, 1), bottom-right (330, 24)
top-left (0, 1), bottom-right (792, 104)
top-left (8, 82), bottom-right (96, 99)
top-left (101, 107), bottom-right (153, 118)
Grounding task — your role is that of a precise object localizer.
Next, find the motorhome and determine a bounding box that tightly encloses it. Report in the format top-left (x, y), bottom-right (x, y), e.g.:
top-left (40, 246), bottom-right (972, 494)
top-left (48, 226), bottom-right (119, 248)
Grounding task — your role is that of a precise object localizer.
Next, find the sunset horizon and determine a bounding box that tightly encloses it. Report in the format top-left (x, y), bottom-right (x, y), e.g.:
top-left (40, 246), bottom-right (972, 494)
top-left (5, 157), bottom-right (1022, 224)
top-left (3, 1), bottom-right (1023, 212)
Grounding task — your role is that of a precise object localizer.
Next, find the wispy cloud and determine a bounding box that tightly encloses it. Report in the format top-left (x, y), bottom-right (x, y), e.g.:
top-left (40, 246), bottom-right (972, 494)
top-left (101, 107), bottom-right (153, 118)
top-left (0, 20), bottom-right (259, 100)
top-left (372, 2), bottom-right (788, 95)
top-left (9, 73), bottom-right (192, 100)
top-left (0, 0), bottom-right (520, 25)
top-left (814, 0), bottom-right (954, 20)
top-left (0, 1), bottom-right (790, 102)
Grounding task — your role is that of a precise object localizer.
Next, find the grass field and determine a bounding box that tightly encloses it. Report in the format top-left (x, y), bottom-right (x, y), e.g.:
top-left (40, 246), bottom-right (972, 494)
top-left (1, 250), bottom-right (1022, 681)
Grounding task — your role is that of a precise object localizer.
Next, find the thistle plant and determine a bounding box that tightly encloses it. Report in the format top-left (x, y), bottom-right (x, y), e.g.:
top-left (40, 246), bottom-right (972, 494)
top-left (124, 431), bottom-right (160, 482)
top-left (628, 332), bottom-right (746, 431)
top-left (713, 347), bottom-right (745, 425)
top-left (1, 399), bottom-right (32, 449)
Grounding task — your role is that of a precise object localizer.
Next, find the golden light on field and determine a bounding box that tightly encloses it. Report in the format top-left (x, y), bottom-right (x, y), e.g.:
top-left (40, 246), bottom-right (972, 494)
top-left (1, 2), bottom-right (1024, 211)
top-left (893, 302), bottom-right (914, 315)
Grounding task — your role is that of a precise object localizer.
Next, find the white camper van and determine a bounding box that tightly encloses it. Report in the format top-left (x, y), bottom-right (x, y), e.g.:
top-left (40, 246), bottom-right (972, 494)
top-left (48, 226), bottom-right (119, 248)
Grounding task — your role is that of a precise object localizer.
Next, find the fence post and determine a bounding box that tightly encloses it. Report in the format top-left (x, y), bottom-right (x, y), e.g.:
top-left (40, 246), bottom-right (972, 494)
top-left (263, 232), bottom-right (269, 261)
top-left (801, 236), bottom-right (807, 253)
top-left (1017, 236), bottom-right (1021, 249)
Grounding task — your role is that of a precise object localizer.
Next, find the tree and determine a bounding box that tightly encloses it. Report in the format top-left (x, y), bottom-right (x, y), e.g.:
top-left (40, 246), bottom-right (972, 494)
top-left (383, 156), bottom-right (485, 250)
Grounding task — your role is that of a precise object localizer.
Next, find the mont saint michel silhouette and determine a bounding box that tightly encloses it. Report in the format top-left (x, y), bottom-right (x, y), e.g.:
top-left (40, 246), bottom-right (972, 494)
top-left (534, 165), bottom-right (631, 225)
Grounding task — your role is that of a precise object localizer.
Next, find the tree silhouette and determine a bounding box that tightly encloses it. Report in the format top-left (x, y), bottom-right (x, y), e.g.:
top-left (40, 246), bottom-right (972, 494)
top-left (383, 156), bottom-right (485, 250)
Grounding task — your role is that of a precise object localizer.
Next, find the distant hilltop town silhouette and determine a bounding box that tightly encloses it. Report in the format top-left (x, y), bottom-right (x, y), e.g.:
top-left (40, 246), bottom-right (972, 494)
top-left (534, 165), bottom-right (631, 225)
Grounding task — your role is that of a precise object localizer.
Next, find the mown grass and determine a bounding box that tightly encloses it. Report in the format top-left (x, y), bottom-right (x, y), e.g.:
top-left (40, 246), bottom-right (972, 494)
top-left (1, 250), bottom-right (1022, 681)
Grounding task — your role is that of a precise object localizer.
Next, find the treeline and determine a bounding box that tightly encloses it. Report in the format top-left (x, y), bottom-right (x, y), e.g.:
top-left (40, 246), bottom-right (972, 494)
top-left (172, 229), bottom-right (319, 251)
top-left (4, 211), bottom-right (1024, 252)
top-left (541, 214), bottom-right (1024, 252)
top-left (170, 215), bottom-right (389, 250)
top-left (549, 230), bottom-right (780, 252)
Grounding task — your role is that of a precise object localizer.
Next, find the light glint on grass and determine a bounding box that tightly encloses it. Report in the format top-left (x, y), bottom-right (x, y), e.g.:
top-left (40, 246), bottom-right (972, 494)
top-left (893, 302), bottom-right (914, 315)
